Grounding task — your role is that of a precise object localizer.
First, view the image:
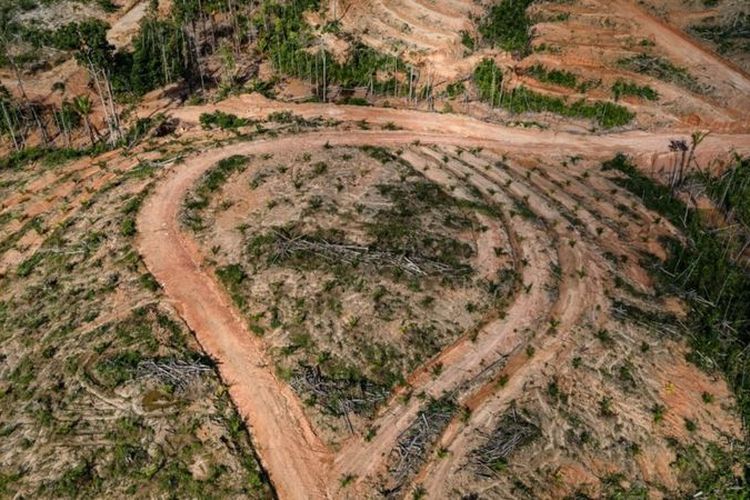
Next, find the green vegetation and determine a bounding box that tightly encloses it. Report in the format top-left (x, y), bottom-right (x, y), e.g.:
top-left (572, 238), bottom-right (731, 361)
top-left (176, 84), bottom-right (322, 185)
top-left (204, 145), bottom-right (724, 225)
top-left (199, 147), bottom-right (505, 409)
top-left (216, 264), bottom-right (248, 309)
top-left (473, 59), bottom-right (634, 128)
top-left (707, 157), bottom-right (750, 229)
top-left (12, 18), bottom-right (100, 52)
top-left (114, 16), bottom-right (189, 96)
top-left (478, 0), bottom-right (534, 54)
top-left (526, 64), bottom-right (578, 89)
top-left (603, 154), bottom-right (750, 432)
top-left (253, 0), bottom-right (409, 98)
top-left (0, 14), bottom-right (170, 159)
top-left (473, 59), bottom-right (504, 106)
top-left (202, 155), bottom-right (250, 191)
top-left (669, 440), bottom-right (746, 497)
top-left (199, 111), bottom-right (253, 130)
top-left (366, 178), bottom-right (477, 274)
top-left (445, 81), bottom-right (466, 99)
top-left (0, 154), bottom-right (271, 497)
top-left (618, 54), bottom-right (703, 93)
top-left (526, 64), bottom-right (599, 93)
top-left (612, 79), bottom-right (659, 101)
top-left (460, 30), bottom-right (475, 51)
top-left (292, 364), bottom-right (389, 417)
top-left (183, 155), bottom-right (249, 230)
top-left (690, 13), bottom-right (750, 55)
top-left (2, 0), bottom-right (234, 111)
top-left (0, 145), bottom-right (88, 170)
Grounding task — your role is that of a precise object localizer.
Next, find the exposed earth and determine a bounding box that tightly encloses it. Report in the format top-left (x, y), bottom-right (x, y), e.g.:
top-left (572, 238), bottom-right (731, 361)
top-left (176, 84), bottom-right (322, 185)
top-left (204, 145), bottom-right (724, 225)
top-left (0, 0), bottom-right (749, 499)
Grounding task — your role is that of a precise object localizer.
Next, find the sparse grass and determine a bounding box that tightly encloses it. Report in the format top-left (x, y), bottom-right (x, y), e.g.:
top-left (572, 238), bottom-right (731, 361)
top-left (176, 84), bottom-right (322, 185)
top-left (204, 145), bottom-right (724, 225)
top-left (604, 153), bottom-right (750, 432)
top-left (0, 143), bottom-right (271, 498)
top-left (187, 146), bottom-right (506, 440)
top-left (216, 264), bottom-right (248, 309)
top-left (183, 155), bottom-right (249, 231)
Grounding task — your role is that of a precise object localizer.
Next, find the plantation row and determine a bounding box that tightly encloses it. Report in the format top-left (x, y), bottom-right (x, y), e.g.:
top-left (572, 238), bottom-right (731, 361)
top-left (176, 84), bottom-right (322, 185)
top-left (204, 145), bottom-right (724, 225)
top-left (474, 59), bottom-right (635, 128)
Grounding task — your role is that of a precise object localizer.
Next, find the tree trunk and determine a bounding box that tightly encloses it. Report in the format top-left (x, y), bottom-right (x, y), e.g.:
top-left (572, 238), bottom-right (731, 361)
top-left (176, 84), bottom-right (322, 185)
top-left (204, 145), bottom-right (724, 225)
top-left (84, 116), bottom-right (95, 147)
top-left (322, 48), bottom-right (327, 103)
top-left (9, 55), bottom-right (49, 146)
top-left (86, 57), bottom-right (115, 140)
top-left (103, 70), bottom-right (122, 144)
top-left (1, 100), bottom-right (20, 151)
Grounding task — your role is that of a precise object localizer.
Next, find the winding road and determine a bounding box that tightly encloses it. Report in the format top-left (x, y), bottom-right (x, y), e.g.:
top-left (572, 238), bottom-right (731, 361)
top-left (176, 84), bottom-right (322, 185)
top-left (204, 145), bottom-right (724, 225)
top-left (137, 101), bottom-right (750, 497)
top-left (137, 3), bottom-right (750, 495)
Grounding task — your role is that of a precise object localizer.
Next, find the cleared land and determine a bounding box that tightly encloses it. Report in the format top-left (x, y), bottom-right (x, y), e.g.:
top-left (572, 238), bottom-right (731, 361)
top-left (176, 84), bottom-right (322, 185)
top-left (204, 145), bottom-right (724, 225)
top-left (1, 0), bottom-right (749, 498)
top-left (137, 110), bottom-right (749, 497)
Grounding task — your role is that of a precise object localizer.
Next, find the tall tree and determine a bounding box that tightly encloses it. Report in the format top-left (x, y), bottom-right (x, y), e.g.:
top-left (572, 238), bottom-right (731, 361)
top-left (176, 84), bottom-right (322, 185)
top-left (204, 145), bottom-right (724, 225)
top-left (71, 20), bottom-right (122, 144)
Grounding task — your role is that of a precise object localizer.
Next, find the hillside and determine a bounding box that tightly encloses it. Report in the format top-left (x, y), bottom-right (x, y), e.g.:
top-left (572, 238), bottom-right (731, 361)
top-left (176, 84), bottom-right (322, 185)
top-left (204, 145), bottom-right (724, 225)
top-left (0, 0), bottom-right (749, 498)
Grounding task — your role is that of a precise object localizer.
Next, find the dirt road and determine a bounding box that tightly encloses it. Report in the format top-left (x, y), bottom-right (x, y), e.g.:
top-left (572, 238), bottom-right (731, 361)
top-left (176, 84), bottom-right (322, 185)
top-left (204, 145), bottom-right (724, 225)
top-left (138, 104), bottom-right (750, 498)
top-left (611, 0), bottom-right (750, 112)
top-left (137, 138), bottom-right (336, 500)
top-left (171, 94), bottom-right (750, 162)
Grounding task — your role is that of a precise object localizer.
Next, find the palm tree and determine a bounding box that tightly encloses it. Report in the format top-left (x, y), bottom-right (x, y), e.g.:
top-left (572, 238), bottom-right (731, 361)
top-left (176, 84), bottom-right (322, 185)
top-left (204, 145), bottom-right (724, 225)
top-left (72, 95), bottom-right (96, 147)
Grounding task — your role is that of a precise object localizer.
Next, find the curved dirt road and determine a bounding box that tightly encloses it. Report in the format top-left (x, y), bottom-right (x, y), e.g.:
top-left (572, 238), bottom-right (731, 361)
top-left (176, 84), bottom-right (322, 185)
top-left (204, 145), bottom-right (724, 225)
top-left (138, 107), bottom-right (750, 499)
top-left (170, 94), bottom-right (750, 160)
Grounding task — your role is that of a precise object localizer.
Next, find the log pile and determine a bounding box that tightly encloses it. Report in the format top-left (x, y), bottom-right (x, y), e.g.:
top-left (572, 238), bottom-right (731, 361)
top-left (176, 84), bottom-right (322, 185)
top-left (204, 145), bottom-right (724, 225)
top-left (290, 365), bottom-right (388, 431)
top-left (272, 231), bottom-right (468, 277)
top-left (468, 407), bottom-right (540, 478)
top-left (137, 359), bottom-right (213, 389)
top-left (386, 398), bottom-right (456, 492)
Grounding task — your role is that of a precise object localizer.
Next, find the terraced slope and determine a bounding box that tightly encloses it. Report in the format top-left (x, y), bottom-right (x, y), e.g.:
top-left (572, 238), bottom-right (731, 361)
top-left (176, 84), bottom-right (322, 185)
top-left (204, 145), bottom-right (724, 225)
top-left (137, 106), bottom-right (750, 498)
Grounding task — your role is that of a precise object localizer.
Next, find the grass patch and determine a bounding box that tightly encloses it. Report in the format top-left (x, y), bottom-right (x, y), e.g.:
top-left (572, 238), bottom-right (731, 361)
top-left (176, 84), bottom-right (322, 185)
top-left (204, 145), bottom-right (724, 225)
top-left (526, 64), bottom-right (578, 89)
top-left (200, 111), bottom-right (253, 130)
top-left (612, 79), bottom-right (659, 101)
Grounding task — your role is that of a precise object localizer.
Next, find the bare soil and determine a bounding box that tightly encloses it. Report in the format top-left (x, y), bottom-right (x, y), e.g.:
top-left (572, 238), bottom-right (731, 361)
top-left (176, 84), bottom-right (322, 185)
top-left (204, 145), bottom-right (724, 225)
top-left (2, 0), bottom-right (749, 498)
top-left (135, 110), bottom-right (747, 498)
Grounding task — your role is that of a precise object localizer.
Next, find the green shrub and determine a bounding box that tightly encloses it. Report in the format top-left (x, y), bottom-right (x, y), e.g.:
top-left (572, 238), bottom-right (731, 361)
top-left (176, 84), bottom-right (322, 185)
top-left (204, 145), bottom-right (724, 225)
top-left (445, 81), bottom-right (465, 99)
top-left (199, 111), bottom-right (251, 130)
top-left (618, 54), bottom-right (702, 92)
top-left (473, 60), bottom-right (633, 128)
top-left (17, 252), bottom-right (43, 277)
top-left (120, 218), bottom-right (136, 237)
top-left (478, 0), bottom-right (534, 54)
top-left (253, 0), bottom-right (409, 96)
top-left (460, 30), bottom-right (475, 51)
top-left (201, 155), bottom-right (249, 191)
top-left (612, 80), bottom-right (659, 101)
top-left (690, 14), bottom-right (750, 55)
top-left (473, 59), bottom-right (504, 106)
top-left (526, 64), bottom-right (578, 88)
top-left (707, 156), bottom-right (750, 228)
